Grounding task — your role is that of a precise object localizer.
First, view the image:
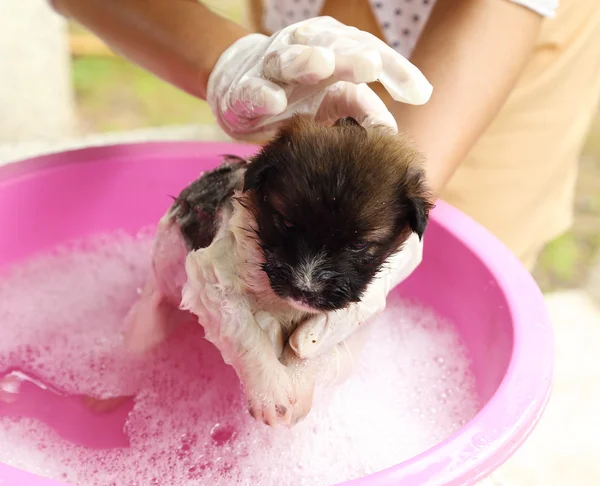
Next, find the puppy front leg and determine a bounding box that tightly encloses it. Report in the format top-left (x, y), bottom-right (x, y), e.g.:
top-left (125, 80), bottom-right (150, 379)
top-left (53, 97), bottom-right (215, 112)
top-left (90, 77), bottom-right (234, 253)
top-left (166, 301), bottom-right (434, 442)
top-left (182, 242), bottom-right (295, 427)
top-left (280, 345), bottom-right (317, 424)
top-left (231, 313), bottom-right (297, 426)
top-left (282, 325), bottom-right (372, 424)
top-left (186, 293), bottom-right (296, 426)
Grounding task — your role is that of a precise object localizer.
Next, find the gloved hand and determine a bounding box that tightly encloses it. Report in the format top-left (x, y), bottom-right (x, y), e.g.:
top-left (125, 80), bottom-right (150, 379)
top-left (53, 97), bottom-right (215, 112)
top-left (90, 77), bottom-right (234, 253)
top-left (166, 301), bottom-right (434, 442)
top-left (288, 232), bottom-right (423, 365)
top-left (207, 16), bottom-right (433, 142)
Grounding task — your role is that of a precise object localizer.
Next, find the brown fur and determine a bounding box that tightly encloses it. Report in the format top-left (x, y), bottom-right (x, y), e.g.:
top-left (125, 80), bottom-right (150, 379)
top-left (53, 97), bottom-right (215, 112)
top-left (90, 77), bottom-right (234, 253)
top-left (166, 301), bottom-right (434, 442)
top-left (235, 114), bottom-right (434, 313)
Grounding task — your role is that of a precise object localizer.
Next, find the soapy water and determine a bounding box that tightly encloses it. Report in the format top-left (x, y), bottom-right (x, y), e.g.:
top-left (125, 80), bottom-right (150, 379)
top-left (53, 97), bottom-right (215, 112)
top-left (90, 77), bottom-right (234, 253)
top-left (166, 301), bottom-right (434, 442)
top-left (0, 230), bottom-right (479, 486)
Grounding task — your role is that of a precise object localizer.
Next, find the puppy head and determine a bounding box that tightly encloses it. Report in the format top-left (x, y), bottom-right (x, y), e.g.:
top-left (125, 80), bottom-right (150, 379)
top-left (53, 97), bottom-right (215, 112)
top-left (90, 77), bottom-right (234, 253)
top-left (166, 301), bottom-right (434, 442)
top-left (238, 115), bottom-right (434, 313)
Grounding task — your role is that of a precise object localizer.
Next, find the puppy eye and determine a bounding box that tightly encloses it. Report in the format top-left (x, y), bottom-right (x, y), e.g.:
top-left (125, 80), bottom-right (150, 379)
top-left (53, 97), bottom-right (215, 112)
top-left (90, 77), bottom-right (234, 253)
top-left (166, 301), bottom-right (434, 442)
top-left (349, 241), bottom-right (369, 251)
top-left (275, 213), bottom-right (294, 229)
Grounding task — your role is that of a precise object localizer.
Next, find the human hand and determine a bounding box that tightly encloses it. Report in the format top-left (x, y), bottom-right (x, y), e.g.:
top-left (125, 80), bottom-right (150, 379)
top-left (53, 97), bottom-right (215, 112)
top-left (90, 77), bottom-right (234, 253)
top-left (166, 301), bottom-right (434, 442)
top-left (207, 16), bottom-right (432, 142)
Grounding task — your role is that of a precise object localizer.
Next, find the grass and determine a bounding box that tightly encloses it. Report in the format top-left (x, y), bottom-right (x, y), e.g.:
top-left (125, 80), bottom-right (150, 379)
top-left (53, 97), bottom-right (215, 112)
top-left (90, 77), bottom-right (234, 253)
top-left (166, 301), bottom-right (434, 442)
top-left (72, 56), bottom-right (215, 133)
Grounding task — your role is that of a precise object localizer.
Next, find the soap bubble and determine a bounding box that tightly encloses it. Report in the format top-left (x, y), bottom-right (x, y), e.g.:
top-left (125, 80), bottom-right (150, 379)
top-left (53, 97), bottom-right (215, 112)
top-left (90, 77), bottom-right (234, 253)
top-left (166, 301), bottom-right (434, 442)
top-left (0, 231), bottom-right (479, 486)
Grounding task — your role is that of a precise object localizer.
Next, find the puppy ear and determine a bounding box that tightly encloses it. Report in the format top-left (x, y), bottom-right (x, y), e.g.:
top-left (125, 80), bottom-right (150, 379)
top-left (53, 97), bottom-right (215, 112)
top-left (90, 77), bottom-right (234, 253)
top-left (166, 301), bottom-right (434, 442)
top-left (243, 115), bottom-right (308, 192)
top-left (402, 165), bottom-right (435, 240)
top-left (334, 117), bottom-right (365, 131)
top-left (243, 157), bottom-right (275, 192)
top-left (406, 194), bottom-right (434, 240)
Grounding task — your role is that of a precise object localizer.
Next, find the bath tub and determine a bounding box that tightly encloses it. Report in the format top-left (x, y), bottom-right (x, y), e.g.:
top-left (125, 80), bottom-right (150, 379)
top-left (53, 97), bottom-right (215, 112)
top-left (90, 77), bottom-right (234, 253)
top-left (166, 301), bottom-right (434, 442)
top-left (0, 142), bottom-right (554, 486)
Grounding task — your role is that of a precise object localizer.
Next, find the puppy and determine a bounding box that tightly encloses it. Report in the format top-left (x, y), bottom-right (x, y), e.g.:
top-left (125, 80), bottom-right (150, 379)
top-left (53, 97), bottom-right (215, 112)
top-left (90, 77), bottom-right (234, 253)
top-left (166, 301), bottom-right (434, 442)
top-left (124, 114), bottom-right (434, 426)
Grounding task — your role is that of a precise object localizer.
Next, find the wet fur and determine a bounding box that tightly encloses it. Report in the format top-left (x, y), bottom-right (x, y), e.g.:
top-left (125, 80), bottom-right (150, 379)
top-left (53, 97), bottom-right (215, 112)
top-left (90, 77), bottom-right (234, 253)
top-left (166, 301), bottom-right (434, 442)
top-left (125, 115), bottom-right (434, 426)
top-left (171, 156), bottom-right (247, 251)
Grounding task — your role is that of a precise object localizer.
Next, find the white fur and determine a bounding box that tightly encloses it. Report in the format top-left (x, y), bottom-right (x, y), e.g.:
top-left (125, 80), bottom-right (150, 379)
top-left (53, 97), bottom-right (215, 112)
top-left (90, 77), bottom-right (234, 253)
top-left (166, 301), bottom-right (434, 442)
top-left (125, 189), bottom-right (423, 426)
top-left (180, 227), bottom-right (301, 426)
top-left (293, 252), bottom-right (327, 294)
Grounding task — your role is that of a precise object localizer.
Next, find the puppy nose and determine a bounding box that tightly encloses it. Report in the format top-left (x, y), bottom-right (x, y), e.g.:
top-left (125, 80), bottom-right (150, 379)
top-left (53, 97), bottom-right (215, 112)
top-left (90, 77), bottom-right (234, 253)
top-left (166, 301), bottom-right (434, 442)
top-left (289, 285), bottom-right (318, 302)
top-left (294, 275), bottom-right (319, 293)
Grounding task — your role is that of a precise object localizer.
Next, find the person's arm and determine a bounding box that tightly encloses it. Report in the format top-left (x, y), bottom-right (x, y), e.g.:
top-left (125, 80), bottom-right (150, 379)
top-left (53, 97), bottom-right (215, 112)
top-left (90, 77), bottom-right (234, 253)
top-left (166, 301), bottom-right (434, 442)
top-left (51, 0), bottom-right (249, 100)
top-left (391, 0), bottom-right (543, 195)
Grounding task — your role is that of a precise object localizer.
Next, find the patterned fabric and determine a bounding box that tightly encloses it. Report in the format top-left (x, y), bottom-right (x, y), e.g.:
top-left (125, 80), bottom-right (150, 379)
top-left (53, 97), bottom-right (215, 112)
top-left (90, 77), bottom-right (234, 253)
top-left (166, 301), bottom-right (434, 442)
top-left (262, 0), bottom-right (559, 57)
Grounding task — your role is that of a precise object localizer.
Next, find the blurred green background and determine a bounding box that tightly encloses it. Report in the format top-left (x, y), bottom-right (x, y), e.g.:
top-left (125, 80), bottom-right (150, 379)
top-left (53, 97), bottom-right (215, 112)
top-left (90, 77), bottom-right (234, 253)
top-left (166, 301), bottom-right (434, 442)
top-left (68, 2), bottom-right (600, 293)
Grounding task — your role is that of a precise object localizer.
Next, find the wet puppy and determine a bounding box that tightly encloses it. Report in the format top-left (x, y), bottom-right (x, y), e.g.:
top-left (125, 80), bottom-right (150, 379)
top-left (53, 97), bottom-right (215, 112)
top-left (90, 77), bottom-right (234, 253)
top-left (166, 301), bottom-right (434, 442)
top-left (124, 114), bottom-right (433, 426)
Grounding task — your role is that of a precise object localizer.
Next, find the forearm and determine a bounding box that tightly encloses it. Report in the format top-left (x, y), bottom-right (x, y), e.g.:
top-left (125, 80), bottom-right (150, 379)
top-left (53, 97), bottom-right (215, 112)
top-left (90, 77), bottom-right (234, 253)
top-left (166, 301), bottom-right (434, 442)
top-left (52, 0), bottom-right (249, 99)
top-left (391, 0), bottom-right (543, 195)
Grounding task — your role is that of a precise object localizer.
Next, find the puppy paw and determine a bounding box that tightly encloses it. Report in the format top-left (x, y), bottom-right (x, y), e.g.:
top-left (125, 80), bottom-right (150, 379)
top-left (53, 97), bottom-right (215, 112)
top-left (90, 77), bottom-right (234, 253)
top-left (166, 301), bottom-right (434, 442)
top-left (289, 379), bottom-right (315, 425)
top-left (243, 365), bottom-right (296, 427)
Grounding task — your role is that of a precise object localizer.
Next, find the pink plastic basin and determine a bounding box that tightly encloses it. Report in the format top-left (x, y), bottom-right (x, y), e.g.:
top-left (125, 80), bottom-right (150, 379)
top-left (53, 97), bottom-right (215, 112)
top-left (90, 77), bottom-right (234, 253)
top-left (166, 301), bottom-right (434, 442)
top-left (0, 142), bottom-right (554, 486)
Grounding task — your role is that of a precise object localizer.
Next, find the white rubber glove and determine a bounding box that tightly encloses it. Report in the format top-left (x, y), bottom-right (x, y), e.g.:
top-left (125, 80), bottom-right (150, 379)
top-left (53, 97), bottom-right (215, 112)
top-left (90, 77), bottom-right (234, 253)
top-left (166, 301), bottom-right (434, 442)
top-left (289, 232), bottom-right (423, 363)
top-left (207, 16), bottom-right (433, 142)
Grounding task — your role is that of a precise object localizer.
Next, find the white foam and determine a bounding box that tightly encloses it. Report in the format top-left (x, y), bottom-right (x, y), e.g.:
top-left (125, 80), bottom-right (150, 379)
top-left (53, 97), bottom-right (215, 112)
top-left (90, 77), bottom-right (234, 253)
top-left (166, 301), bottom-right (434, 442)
top-left (0, 232), bottom-right (479, 486)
